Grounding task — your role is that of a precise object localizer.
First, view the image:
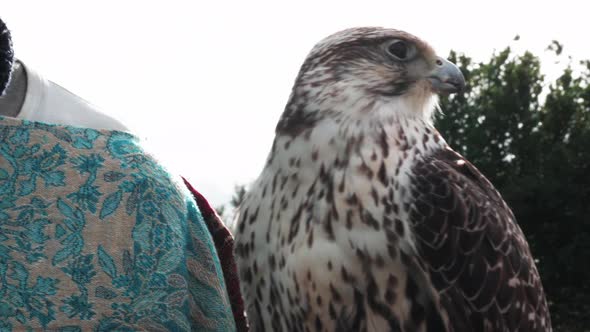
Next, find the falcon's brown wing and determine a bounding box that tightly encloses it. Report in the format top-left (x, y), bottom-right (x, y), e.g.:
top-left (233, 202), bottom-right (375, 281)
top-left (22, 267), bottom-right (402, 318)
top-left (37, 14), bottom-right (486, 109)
top-left (409, 148), bottom-right (551, 332)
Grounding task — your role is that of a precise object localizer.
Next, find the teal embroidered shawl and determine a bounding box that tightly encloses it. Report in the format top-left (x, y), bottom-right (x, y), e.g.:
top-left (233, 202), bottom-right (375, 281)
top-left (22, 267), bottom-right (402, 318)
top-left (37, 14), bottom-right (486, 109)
top-left (0, 116), bottom-right (236, 331)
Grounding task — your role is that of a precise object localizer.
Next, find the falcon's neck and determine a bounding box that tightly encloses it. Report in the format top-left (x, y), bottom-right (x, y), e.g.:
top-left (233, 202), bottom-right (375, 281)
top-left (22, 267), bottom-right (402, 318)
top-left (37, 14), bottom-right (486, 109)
top-left (267, 101), bottom-right (448, 181)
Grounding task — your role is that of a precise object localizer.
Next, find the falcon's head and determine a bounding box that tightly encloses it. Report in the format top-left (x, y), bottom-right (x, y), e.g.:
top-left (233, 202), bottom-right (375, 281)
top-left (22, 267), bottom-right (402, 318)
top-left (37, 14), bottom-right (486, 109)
top-left (277, 27), bottom-right (464, 135)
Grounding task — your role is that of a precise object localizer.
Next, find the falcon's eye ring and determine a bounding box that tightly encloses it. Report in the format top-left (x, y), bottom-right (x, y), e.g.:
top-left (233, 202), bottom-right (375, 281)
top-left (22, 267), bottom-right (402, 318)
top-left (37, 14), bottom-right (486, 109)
top-left (386, 40), bottom-right (416, 61)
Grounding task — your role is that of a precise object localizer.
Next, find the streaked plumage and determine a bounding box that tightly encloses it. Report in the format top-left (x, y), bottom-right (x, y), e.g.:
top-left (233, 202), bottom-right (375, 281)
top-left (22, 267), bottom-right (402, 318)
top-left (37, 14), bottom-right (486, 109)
top-left (235, 27), bottom-right (551, 332)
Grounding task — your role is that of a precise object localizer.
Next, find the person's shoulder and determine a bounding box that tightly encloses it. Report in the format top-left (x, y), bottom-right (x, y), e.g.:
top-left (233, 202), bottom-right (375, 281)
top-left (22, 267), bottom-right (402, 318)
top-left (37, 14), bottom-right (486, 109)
top-left (19, 60), bottom-right (130, 132)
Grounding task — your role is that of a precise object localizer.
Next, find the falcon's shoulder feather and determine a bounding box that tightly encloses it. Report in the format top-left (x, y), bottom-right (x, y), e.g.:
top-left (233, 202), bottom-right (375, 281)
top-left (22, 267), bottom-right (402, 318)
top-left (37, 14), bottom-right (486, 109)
top-left (409, 148), bottom-right (551, 331)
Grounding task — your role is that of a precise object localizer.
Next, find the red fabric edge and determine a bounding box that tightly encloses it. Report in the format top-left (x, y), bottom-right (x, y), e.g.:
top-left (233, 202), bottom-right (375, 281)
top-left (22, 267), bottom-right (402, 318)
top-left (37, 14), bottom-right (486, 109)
top-left (182, 177), bottom-right (249, 332)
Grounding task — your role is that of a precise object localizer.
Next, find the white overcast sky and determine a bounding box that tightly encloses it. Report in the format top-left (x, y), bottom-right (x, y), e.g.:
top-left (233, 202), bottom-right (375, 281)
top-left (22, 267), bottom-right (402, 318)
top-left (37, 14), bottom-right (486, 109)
top-left (3, 0), bottom-right (589, 207)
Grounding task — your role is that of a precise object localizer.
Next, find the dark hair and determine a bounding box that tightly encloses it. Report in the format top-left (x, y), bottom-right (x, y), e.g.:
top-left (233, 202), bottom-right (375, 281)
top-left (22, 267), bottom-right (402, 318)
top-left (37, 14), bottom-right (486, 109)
top-left (0, 17), bottom-right (14, 96)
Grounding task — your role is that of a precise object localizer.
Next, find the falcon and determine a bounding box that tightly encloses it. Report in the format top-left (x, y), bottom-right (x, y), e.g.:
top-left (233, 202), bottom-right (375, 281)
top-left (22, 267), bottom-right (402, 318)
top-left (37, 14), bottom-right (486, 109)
top-left (234, 27), bottom-right (551, 332)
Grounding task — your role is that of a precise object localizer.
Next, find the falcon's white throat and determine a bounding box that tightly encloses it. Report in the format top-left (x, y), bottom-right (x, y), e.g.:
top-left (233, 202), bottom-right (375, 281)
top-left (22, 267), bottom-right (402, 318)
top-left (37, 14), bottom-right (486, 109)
top-left (272, 73), bottom-right (446, 177)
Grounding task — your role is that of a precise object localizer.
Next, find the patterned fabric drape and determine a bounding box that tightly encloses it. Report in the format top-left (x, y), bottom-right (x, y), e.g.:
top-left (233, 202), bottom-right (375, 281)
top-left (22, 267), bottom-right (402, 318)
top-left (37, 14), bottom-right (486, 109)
top-left (0, 116), bottom-right (236, 331)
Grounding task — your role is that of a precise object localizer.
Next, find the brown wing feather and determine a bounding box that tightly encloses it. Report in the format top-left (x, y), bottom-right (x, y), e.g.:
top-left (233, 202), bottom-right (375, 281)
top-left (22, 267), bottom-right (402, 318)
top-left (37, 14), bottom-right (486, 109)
top-left (409, 148), bottom-right (551, 332)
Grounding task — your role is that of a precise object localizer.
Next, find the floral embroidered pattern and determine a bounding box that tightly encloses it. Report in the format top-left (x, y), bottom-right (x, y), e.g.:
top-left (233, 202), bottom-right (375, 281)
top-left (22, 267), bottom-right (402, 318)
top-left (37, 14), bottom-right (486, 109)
top-left (0, 117), bottom-right (235, 331)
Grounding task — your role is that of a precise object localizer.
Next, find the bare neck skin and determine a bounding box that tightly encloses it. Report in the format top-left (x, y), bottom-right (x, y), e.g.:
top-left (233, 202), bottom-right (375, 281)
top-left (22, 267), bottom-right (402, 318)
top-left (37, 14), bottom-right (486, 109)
top-left (0, 61), bottom-right (27, 117)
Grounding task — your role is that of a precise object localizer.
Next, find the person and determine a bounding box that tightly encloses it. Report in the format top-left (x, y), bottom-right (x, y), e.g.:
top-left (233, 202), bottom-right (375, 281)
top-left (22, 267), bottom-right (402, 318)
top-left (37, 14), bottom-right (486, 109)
top-left (0, 17), bottom-right (247, 331)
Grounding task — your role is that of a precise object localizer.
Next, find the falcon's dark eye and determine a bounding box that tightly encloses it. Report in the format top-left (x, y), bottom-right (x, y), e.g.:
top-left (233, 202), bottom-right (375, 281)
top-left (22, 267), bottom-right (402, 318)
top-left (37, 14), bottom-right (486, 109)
top-left (386, 40), bottom-right (416, 61)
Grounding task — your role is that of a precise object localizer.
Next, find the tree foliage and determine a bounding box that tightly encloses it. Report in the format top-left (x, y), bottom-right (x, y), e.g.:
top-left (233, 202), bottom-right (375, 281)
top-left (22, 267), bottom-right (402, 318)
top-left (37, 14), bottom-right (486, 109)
top-left (437, 44), bottom-right (590, 331)
top-left (216, 184), bottom-right (247, 225)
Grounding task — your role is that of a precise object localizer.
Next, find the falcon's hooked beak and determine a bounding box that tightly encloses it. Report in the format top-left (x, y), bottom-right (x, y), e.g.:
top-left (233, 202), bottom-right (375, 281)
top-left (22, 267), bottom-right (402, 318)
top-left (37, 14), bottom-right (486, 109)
top-left (428, 57), bottom-right (465, 94)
